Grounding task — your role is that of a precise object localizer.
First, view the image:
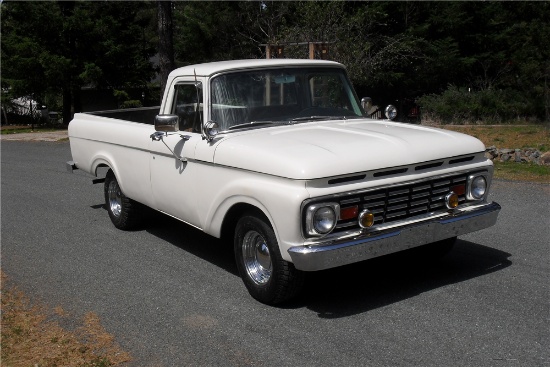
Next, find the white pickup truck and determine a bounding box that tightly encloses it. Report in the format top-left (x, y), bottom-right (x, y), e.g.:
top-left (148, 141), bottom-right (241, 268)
top-left (67, 59), bottom-right (501, 304)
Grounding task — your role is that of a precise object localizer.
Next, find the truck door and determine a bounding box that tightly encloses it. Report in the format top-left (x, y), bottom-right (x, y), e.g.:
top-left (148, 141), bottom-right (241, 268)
top-left (148, 81), bottom-right (210, 228)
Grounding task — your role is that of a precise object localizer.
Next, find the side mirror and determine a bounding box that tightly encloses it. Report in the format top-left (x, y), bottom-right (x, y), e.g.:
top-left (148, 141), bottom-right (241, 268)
top-left (155, 114), bottom-right (179, 132)
top-left (203, 121), bottom-right (219, 142)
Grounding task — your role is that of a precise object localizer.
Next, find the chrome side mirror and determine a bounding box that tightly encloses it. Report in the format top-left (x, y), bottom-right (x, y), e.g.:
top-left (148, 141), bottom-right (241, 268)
top-left (155, 114), bottom-right (179, 132)
top-left (203, 121), bottom-right (219, 142)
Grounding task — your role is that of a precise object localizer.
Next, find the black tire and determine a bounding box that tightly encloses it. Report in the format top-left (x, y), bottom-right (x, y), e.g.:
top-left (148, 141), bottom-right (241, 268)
top-left (104, 170), bottom-right (143, 230)
top-left (234, 213), bottom-right (305, 305)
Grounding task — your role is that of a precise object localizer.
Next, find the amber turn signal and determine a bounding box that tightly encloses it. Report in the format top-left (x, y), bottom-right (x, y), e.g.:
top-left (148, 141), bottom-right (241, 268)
top-left (358, 209), bottom-right (375, 228)
top-left (445, 192), bottom-right (459, 209)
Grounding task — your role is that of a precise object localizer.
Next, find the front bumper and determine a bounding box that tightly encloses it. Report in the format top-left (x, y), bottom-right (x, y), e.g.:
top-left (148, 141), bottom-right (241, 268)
top-left (288, 201), bottom-right (501, 271)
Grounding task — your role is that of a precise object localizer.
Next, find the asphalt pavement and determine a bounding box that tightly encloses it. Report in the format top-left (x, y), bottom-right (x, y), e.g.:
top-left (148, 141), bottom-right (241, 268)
top-left (1, 140), bottom-right (549, 367)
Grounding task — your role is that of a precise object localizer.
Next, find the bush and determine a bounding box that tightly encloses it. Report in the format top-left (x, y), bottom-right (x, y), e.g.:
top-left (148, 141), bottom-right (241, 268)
top-left (417, 85), bottom-right (538, 124)
top-left (119, 100), bottom-right (142, 109)
top-left (114, 90), bottom-right (143, 109)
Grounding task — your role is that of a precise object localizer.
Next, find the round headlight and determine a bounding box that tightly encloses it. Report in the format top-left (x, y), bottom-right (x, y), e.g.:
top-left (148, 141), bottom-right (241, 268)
top-left (471, 176), bottom-right (487, 199)
top-left (313, 207), bottom-right (337, 234)
top-left (385, 105), bottom-right (397, 120)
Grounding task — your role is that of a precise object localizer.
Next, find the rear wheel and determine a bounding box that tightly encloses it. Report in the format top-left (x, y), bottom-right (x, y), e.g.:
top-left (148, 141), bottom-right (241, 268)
top-left (104, 170), bottom-right (143, 230)
top-left (234, 213), bottom-right (304, 305)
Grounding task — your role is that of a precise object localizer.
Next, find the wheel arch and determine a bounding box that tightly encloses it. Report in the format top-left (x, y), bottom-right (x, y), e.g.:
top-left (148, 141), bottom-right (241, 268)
top-left (220, 203), bottom-right (272, 242)
top-left (91, 157), bottom-right (115, 177)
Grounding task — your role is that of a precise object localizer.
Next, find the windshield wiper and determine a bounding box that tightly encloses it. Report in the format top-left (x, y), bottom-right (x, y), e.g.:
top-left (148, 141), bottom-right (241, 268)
top-left (227, 121), bottom-right (287, 130)
top-left (290, 115), bottom-right (347, 122)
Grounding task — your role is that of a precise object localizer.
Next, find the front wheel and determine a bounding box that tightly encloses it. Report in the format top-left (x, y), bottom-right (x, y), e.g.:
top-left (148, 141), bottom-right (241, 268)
top-left (104, 170), bottom-right (143, 230)
top-left (234, 214), bottom-right (304, 305)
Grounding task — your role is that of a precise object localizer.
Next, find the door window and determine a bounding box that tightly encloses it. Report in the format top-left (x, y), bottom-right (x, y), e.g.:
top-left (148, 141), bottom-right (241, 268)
top-left (172, 83), bottom-right (203, 132)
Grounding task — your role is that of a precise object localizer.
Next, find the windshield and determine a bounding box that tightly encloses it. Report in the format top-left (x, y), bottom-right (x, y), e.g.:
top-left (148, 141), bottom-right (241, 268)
top-left (210, 67), bottom-right (364, 131)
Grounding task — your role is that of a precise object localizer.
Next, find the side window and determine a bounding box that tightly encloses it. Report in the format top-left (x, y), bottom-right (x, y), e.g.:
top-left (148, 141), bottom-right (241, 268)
top-left (172, 83), bottom-right (202, 132)
top-left (309, 74), bottom-right (352, 111)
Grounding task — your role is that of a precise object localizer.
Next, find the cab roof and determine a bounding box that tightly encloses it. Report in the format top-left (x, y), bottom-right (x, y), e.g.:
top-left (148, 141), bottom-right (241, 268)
top-left (168, 59), bottom-right (345, 78)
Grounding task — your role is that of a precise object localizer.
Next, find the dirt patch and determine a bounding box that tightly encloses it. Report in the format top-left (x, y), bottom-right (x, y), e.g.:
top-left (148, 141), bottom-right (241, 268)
top-left (0, 130), bottom-right (68, 142)
top-left (1, 271), bottom-right (131, 366)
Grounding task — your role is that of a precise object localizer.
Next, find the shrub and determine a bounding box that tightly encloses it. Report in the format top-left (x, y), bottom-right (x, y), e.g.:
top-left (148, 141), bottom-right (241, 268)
top-left (417, 85), bottom-right (537, 124)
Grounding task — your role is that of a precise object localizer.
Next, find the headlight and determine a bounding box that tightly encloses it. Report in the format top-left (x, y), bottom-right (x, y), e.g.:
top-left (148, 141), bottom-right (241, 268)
top-left (305, 203), bottom-right (340, 236)
top-left (467, 174), bottom-right (487, 200)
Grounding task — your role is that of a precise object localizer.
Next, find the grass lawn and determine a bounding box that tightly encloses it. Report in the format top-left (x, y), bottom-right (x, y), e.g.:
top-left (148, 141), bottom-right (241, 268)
top-left (439, 124), bottom-right (550, 183)
top-left (442, 124), bottom-right (549, 152)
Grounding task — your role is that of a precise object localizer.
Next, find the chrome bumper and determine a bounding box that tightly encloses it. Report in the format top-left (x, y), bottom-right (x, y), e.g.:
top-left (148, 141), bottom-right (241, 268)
top-left (288, 201), bottom-right (501, 271)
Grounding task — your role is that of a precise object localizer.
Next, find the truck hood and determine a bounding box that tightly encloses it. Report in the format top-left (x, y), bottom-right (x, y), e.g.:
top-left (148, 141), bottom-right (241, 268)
top-left (212, 119), bottom-right (486, 179)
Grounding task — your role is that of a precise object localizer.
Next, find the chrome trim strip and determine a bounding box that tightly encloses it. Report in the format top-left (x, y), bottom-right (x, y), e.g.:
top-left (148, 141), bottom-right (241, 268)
top-left (289, 201), bottom-right (501, 271)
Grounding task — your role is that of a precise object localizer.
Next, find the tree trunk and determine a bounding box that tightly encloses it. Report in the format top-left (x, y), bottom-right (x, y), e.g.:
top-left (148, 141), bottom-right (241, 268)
top-left (158, 1), bottom-right (175, 102)
top-left (60, 1), bottom-right (76, 125)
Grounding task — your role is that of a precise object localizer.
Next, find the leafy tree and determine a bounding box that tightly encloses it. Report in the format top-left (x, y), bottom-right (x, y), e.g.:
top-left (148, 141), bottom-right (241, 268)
top-left (409, 1), bottom-right (550, 121)
top-left (1, 2), bottom-right (64, 119)
top-left (158, 0), bottom-right (175, 100)
top-left (172, 1), bottom-right (262, 65)
top-left (1, 1), bottom-right (156, 124)
top-left (2, 1), bottom-right (548, 123)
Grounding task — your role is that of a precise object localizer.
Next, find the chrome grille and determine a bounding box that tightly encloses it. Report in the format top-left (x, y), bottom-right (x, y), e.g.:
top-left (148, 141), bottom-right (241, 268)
top-left (335, 173), bottom-right (468, 232)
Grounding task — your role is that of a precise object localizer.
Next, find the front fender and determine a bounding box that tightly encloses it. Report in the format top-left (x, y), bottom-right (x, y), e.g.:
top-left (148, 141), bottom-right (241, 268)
top-left (197, 165), bottom-right (310, 262)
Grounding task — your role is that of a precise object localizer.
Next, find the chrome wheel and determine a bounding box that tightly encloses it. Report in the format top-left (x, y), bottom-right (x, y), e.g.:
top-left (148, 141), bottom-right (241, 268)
top-left (242, 230), bottom-right (272, 285)
top-left (104, 170), bottom-right (143, 230)
top-left (235, 214), bottom-right (305, 304)
top-left (107, 180), bottom-right (122, 218)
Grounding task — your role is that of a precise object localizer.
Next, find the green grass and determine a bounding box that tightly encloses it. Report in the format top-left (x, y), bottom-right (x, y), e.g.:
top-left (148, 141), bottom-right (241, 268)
top-left (493, 161), bottom-right (550, 183)
top-left (440, 124), bottom-right (550, 182)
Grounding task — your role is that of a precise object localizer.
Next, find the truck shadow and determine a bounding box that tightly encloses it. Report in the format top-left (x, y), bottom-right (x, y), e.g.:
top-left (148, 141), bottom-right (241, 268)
top-left (134, 209), bottom-right (511, 317)
top-left (143, 210), bottom-right (238, 276)
top-left (297, 239), bottom-right (512, 318)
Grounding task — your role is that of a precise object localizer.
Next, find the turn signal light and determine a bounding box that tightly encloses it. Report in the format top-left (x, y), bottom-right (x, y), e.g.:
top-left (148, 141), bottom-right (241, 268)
top-left (340, 206), bottom-right (359, 221)
top-left (451, 184), bottom-right (466, 196)
top-left (445, 192), bottom-right (459, 209)
top-left (358, 209), bottom-right (375, 228)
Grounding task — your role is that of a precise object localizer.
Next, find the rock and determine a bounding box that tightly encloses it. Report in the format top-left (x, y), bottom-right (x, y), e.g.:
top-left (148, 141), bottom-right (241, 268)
top-left (484, 146), bottom-right (546, 165)
top-left (540, 151), bottom-right (550, 166)
top-left (485, 146), bottom-right (498, 159)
